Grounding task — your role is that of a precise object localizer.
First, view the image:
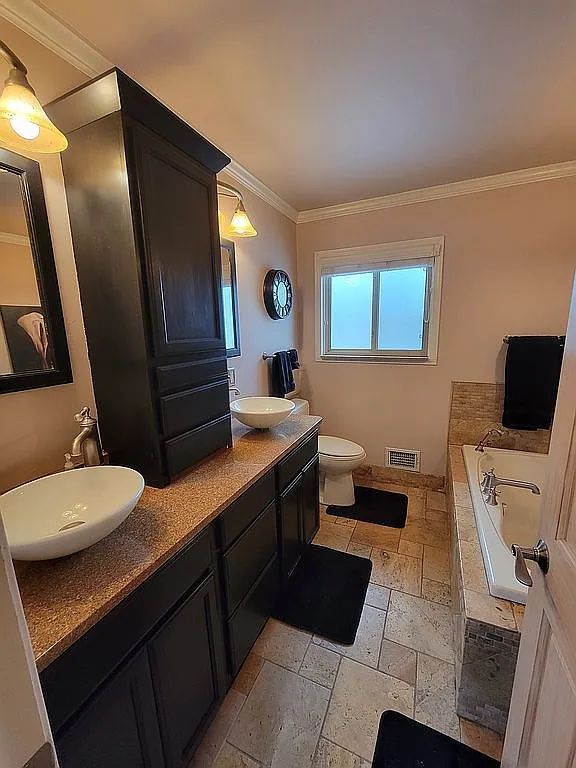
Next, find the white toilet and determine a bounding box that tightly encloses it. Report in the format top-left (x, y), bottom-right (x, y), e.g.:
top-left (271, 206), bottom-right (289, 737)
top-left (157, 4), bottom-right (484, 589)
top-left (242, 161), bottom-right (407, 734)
top-left (290, 396), bottom-right (366, 507)
top-left (317, 436), bottom-right (366, 506)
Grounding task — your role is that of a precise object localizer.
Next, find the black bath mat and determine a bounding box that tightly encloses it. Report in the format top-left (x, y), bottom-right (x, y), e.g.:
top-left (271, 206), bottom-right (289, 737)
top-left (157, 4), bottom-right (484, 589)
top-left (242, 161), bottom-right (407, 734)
top-left (327, 485), bottom-right (408, 528)
top-left (372, 711), bottom-right (500, 767)
top-left (273, 545), bottom-right (372, 645)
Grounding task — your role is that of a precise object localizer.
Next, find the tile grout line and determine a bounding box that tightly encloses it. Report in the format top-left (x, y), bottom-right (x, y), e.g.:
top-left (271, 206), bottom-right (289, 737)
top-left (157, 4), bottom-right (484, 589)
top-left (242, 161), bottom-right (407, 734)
top-left (314, 652), bottom-right (344, 764)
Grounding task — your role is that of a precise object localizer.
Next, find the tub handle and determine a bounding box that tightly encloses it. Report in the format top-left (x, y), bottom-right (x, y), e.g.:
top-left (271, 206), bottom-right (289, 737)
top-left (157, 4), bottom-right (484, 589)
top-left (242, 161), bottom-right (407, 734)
top-left (511, 540), bottom-right (550, 587)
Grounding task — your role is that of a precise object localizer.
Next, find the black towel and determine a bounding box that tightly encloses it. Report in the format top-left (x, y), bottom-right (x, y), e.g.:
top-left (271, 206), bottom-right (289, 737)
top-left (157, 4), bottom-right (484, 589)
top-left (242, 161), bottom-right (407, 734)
top-left (502, 335), bottom-right (564, 430)
top-left (271, 351), bottom-right (295, 397)
top-left (288, 348), bottom-right (300, 369)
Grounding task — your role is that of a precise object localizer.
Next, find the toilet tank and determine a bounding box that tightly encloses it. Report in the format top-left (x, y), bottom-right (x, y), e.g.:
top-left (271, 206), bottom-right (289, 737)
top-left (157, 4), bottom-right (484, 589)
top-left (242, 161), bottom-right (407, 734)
top-left (291, 398), bottom-right (310, 416)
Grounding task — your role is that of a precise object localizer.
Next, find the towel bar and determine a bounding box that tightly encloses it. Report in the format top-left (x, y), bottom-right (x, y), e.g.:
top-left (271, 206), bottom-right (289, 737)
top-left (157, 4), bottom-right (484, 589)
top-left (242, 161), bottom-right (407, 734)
top-left (503, 335), bottom-right (564, 344)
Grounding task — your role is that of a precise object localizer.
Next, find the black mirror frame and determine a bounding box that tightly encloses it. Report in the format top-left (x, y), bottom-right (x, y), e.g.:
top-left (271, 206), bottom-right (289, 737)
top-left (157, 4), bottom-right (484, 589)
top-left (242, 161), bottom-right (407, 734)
top-left (221, 238), bottom-right (241, 358)
top-left (0, 147), bottom-right (72, 394)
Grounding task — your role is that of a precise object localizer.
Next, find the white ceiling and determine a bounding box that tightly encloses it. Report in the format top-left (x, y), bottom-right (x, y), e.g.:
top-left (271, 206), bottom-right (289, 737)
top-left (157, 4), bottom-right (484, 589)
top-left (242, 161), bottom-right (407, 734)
top-left (10, 2), bottom-right (576, 210)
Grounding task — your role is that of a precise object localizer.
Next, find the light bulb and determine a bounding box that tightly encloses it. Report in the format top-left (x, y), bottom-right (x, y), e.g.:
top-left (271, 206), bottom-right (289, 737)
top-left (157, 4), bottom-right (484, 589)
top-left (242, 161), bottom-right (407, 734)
top-left (10, 115), bottom-right (40, 140)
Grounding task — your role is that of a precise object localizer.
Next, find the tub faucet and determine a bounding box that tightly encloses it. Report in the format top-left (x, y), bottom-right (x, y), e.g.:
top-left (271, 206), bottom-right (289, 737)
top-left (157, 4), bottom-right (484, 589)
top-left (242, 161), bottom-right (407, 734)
top-left (65, 406), bottom-right (106, 470)
top-left (481, 468), bottom-right (541, 506)
top-left (475, 428), bottom-right (504, 452)
top-left (229, 386), bottom-right (240, 397)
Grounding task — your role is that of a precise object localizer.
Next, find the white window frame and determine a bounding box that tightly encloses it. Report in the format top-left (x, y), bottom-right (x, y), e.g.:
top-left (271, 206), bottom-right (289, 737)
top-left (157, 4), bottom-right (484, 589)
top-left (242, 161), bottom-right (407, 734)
top-left (314, 236), bottom-right (444, 365)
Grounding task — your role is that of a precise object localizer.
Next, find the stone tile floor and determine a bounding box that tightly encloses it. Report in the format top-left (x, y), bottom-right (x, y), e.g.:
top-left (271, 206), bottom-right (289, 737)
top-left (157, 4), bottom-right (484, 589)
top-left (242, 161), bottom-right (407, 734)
top-left (193, 482), bottom-right (504, 767)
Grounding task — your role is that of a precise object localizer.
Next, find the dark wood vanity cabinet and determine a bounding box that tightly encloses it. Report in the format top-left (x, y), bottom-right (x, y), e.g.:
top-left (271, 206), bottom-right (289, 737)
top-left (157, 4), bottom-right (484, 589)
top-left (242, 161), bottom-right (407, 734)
top-left (277, 435), bottom-right (320, 583)
top-left (41, 434), bottom-right (319, 768)
top-left (128, 123), bottom-right (225, 358)
top-left (46, 70), bottom-right (232, 486)
top-left (42, 527), bottom-right (227, 768)
top-left (56, 649), bottom-right (165, 768)
top-left (148, 573), bottom-right (225, 768)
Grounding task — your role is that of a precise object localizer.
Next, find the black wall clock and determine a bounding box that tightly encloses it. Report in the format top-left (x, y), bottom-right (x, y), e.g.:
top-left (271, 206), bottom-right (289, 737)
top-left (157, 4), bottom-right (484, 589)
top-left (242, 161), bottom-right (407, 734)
top-left (263, 269), bottom-right (293, 320)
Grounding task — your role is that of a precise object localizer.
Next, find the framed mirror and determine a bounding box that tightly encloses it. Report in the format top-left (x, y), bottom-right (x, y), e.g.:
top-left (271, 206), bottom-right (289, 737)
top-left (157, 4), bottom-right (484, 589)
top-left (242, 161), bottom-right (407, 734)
top-left (221, 238), bottom-right (241, 357)
top-left (0, 148), bottom-right (71, 394)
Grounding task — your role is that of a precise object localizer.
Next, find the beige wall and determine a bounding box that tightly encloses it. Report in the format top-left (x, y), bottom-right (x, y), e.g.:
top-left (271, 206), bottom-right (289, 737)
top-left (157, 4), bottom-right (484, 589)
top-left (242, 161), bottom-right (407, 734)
top-left (297, 177), bottom-right (576, 476)
top-left (0, 154), bottom-right (95, 494)
top-left (218, 173), bottom-right (298, 397)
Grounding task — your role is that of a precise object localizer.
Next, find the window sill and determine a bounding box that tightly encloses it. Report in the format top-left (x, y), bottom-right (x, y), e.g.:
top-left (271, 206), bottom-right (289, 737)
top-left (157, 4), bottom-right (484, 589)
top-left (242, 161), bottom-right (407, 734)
top-left (316, 354), bottom-right (438, 366)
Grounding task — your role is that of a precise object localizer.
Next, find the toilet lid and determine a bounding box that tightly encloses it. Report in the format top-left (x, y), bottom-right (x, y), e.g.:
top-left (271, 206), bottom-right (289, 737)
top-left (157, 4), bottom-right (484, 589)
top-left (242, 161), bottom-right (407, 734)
top-left (319, 435), bottom-right (365, 459)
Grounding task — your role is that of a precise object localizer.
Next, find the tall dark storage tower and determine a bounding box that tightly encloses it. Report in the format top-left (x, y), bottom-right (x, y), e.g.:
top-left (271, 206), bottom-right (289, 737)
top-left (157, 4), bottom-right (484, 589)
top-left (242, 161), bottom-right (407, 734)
top-left (48, 70), bottom-right (232, 486)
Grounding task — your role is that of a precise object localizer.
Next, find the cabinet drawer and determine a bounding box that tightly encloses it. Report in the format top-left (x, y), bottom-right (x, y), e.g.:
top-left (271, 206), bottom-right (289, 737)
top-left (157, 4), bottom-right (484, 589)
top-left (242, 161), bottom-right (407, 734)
top-left (156, 356), bottom-right (228, 394)
top-left (218, 471), bottom-right (275, 550)
top-left (41, 527), bottom-right (215, 735)
top-left (159, 378), bottom-right (229, 438)
top-left (228, 556), bottom-right (280, 675)
top-left (164, 414), bottom-right (231, 477)
top-left (277, 433), bottom-right (318, 492)
top-left (222, 502), bottom-right (277, 616)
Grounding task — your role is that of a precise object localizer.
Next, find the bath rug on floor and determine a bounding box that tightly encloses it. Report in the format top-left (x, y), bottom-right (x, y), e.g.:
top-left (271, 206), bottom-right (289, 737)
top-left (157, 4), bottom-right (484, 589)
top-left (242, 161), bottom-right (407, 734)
top-left (326, 485), bottom-right (407, 528)
top-left (372, 711), bottom-right (500, 767)
top-left (273, 544), bottom-right (372, 645)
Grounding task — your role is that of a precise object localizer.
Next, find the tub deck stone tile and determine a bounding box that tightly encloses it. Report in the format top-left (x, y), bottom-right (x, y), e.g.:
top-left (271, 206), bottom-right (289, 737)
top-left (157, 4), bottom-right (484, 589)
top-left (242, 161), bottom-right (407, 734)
top-left (447, 442), bottom-right (524, 737)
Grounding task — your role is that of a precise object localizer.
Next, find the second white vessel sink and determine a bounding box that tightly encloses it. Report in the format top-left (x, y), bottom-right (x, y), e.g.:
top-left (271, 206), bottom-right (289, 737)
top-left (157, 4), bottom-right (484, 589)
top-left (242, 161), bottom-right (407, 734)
top-left (0, 465), bottom-right (144, 561)
top-left (230, 396), bottom-right (295, 429)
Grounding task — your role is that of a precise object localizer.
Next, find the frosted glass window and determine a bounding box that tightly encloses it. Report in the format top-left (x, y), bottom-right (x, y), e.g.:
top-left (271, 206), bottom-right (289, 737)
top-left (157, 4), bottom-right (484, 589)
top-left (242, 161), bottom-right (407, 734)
top-left (317, 238), bottom-right (442, 362)
top-left (330, 272), bottom-right (373, 349)
top-left (378, 266), bottom-right (427, 351)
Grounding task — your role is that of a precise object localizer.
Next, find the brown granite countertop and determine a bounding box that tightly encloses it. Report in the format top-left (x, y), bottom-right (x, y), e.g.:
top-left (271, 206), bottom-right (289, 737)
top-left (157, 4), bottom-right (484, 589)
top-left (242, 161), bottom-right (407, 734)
top-left (16, 415), bottom-right (321, 671)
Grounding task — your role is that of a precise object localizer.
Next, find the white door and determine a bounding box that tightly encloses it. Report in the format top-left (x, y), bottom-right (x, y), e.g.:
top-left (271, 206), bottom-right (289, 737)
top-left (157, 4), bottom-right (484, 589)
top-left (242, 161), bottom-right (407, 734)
top-left (0, 516), bottom-right (55, 768)
top-left (502, 279), bottom-right (576, 768)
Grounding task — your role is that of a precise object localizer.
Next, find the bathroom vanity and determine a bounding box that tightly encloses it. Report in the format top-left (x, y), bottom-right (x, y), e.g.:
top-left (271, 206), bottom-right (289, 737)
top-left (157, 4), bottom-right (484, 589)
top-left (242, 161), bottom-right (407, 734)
top-left (16, 416), bottom-right (320, 768)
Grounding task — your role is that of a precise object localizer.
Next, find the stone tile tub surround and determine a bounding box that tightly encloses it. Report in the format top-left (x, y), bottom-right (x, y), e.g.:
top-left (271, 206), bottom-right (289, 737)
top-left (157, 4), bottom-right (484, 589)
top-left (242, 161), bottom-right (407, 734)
top-left (449, 381), bottom-right (551, 455)
top-left (192, 481), bottom-right (504, 767)
top-left (448, 444), bottom-right (525, 735)
top-left (15, 415), bottom-right (321, 670)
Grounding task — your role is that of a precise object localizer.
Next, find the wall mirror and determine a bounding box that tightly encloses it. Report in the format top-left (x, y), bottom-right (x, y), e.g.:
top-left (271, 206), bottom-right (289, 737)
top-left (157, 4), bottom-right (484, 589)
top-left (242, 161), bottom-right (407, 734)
top-left (221, 238), bottom-right (241, 357)
top-left (0, 147), bottom-right (71, 393)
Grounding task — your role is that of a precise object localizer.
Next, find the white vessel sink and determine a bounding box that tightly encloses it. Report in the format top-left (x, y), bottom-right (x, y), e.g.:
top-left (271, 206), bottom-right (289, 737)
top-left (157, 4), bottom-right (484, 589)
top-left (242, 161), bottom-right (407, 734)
top-left (230, 396), bottom-right (295, 429)
top-left (0, 465), bottom-right (145, 561)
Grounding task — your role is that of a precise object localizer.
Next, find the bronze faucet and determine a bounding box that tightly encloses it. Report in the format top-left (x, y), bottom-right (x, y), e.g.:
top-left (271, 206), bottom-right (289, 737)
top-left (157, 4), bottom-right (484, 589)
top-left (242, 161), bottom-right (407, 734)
top-left (65, 406), bottom-right (106, 469)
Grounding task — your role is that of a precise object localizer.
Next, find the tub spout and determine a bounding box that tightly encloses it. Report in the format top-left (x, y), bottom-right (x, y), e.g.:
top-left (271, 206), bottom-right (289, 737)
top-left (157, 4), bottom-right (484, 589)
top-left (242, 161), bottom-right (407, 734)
top-left (481, 469), bottom-right (541, 506)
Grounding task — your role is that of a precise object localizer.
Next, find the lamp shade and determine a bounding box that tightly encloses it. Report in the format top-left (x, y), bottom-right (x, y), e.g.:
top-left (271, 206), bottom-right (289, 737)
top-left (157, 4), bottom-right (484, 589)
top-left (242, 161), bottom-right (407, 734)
top-left (228, 200), bottom-right (257, 238)
top-left (0, 70), bottom-right (68, 153)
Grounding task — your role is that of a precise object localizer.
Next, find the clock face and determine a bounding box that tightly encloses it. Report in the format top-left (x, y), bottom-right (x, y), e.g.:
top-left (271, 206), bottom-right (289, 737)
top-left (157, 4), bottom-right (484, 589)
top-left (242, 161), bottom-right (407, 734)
top-left (263, 269), bottom-right (293, 320)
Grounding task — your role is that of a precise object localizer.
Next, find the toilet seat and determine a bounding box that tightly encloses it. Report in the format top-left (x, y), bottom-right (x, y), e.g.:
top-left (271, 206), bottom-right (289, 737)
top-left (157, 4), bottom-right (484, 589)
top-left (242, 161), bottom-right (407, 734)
top-left (319, 435), bottom-right (365, 460)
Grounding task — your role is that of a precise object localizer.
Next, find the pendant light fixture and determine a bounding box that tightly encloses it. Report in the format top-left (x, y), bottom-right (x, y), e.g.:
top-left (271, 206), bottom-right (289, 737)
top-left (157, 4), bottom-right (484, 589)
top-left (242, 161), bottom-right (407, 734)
top-left (217, 181), bottom-right (257, 238)
top-left (0, 39), bottom-right (68, 153)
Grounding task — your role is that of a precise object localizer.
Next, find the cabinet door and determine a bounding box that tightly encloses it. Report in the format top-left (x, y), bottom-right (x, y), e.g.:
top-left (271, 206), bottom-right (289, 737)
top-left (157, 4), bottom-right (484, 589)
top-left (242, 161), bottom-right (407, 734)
top-left (279, 474), bottom-right (303, 582)
top-left (56, 649), bottom-right (164, 768)
top-left (148, 573), bottom-right (226, 768)
top-left (301, 456), bottom-right (320, 545)
top-left (129, 123), bottom-right (225, 358)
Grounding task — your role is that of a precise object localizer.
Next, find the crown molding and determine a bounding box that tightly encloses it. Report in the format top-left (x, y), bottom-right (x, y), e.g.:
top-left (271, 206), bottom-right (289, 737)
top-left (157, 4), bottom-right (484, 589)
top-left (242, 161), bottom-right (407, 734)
top-left (297, 161), bottom-right (576, 223)
top-left (223, 161), bottom-right (298, 223)
top-left (0, 0), bottom-right (111, 76)
top-left (0, 231), bottom-right (29, 245)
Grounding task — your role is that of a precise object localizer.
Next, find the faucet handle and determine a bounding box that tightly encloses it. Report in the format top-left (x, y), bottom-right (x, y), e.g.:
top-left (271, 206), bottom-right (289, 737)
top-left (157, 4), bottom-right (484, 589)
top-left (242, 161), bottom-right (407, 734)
top-left (74, 406), bottom-right (96, 425)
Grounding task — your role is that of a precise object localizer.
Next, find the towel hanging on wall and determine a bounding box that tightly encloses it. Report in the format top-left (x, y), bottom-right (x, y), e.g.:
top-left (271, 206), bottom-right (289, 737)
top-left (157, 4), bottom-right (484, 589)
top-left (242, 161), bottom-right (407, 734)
top-left (502, 335), bottom-right (565, 430)
top-left (271, 351), bottom-right (295, 397)
top-left (288, 348), bottom-right (300, 369)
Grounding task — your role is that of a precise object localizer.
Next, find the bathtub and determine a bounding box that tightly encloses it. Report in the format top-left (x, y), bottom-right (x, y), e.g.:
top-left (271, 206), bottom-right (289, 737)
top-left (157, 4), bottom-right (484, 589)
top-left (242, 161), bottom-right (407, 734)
top-left (461, 444), bottom-right (549, 604)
